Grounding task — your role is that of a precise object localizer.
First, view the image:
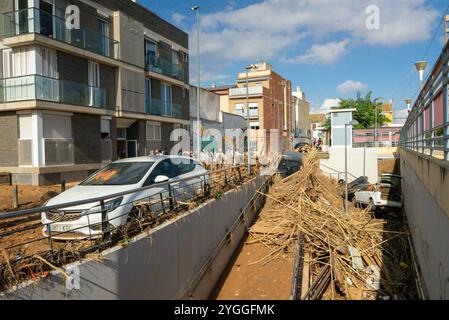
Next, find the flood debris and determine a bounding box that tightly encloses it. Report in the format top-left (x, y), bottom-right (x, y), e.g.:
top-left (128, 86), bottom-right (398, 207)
top-left (249, 149), bottom-right (420, 300)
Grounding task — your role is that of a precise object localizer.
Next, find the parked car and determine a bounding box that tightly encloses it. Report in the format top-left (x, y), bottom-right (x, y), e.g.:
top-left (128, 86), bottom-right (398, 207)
top-left (41, 156), bottom-right (210, 240)
top-left (353, 174), bottom-right (403, 210)
top-left (277, 151), bottom-right (304, 178)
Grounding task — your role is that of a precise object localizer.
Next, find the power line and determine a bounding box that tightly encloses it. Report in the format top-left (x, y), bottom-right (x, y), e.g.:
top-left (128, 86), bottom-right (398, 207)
top-left (396, 5), bottom-right (449, 104)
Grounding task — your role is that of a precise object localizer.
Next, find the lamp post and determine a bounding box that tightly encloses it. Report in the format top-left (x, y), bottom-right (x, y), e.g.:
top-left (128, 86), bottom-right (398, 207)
top-left (415, 61), bottom-right (428, 91)
top-left (345, 119), bottom-right (359, 217)
top-left (245, 64), bottom-right (256, 173)
top-left (405, 99), bottom-right (412, 113)
top-left (191, 6), bottom-right (200, 158)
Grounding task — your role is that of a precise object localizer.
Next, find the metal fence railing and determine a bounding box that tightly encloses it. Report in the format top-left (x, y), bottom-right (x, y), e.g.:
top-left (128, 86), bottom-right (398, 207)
top-left (0, 164), bottom-right (259, 292)
top-left (400, 41), bottom-right (449, 161)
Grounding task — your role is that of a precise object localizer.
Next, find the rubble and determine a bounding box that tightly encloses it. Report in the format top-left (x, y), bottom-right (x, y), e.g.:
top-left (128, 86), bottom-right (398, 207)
top-left (249, 149), bottom-right (420, 300)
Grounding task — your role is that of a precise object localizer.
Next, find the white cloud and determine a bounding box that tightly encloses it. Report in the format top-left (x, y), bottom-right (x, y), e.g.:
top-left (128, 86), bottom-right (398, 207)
top-left (337, 80), bottom-right (368, 94)
top-left (193, 0), bottom-right (438, 66)
top-left (287, 39), bottom-right (351, 65)
top-left (171, 13), bottom-right (186, 25)
top-left (316, 98), bottom-right (341, 113)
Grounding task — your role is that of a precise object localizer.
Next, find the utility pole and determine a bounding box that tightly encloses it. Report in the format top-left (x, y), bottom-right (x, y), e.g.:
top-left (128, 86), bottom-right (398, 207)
top-left (246, 66), bottom-right (251, 173)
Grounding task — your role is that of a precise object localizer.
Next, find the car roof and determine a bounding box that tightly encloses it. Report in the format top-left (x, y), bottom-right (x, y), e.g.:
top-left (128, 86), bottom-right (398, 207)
top-left (114, 155), bottom-right (199, 164)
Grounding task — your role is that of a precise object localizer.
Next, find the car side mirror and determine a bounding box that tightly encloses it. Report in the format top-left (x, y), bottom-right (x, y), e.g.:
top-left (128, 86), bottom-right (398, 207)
top-left (154, 175), bottom-right (169, 183)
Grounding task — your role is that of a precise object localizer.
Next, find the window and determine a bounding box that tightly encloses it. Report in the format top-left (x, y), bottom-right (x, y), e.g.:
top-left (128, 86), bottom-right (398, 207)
top-left (39, 47), bottom-right (57, 78)
top-left (2, 49), bottom-right (12, 78)
top-left (43, 113), bottom-right (73, 165)
top-left (88, 61), bottom-right (100, 87)
top-left (181, 51), bottom-right (188, 63)
top-left (145, 79), bottom-right (152, 99)
top-left (235, 103), bottom-right (244, 115)
top-left (82, 162), bottom-right (155, 186)
top-left (145, 159), bottom-right (179, 185)
top-left (97, 18), bottom-right (110, 56)
top-left (172, 50), bottom-right (179, 66)
top-left (176, 159), bottom-right (198, 175)
top-left (145, 39), bottom-right (157, 66)
top-left (146, 121), bottom-right (161, 141)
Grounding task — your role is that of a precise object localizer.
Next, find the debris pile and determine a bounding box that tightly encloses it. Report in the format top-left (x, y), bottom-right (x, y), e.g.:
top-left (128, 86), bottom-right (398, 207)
top-left (249, 150), bottom-right (421, 300)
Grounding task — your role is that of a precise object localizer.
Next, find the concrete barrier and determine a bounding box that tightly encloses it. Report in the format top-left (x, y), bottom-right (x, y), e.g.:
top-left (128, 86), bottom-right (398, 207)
top-left (400, 148), bottom-right (449, 299)
top-left (1, 175), bottom-right (268, 300)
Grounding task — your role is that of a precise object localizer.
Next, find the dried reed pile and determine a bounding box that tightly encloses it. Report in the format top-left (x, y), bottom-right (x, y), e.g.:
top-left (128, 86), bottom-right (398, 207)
top-left (249, 150), bottom-right (419, 300)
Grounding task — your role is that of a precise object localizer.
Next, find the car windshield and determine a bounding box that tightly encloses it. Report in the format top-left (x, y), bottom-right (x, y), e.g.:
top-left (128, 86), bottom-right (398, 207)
top-left (81, 162), bottom-right (155, 186)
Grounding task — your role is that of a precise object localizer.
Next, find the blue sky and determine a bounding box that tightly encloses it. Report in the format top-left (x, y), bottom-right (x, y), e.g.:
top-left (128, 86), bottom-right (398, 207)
top-left (138, 0), bottom-right (448, 122)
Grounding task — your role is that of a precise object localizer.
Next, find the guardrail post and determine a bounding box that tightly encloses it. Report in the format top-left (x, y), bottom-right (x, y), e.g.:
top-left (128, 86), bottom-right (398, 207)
top-left (101, 200), bottom-right (111, 242)
top-left (47, 223), bottom-right (53, 249)
top-left (12, 185), bottom-right (18, 210)
top-left (61, 179), bottom-right (66, 193)
top-left (168, 183), bottom-right (174, 211)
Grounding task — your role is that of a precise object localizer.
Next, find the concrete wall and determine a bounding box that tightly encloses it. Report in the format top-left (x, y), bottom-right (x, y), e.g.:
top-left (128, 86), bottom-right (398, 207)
top-left (400, 148), bottom-right (449, 299)
top-left (320, 147), bottom-right (378, 183)
top-left (0, 112), bottom-right (18, 167)
top-left (190, 86), bottom-right (221, 122)
top-left (1, 176), bottom-right (267, 300)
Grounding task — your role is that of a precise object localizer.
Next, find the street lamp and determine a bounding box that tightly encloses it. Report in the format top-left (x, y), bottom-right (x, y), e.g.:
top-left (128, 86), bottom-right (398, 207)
top-left (415, 61), bottom-right (427, 91)
top-left (245, 64), bottom-right (256, 173)
top-left (405, 99), bottom-right (412, 113)
top-left (345, 119), bottom-right (359, 217)
top-left (191, 5), bottom-right (200, 158)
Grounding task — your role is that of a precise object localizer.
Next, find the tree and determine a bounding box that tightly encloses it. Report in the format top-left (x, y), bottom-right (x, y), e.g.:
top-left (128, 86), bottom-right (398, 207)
top-left (331, 91), bottom-right (390, 129)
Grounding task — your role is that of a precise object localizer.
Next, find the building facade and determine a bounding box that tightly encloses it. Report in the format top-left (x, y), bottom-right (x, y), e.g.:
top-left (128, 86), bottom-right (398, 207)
top-left (189, 85), bottom-right (246, 152)
top-left (291, 86), bottom-right (311, 140)
top-left (224, 61), bottom-right (293, 154)
top-left (0, 0), bottom-right (190, 185)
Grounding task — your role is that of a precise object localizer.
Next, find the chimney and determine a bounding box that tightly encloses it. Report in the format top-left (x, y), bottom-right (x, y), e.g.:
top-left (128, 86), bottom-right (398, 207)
top-left (445, 15), bottom-right (449, 46)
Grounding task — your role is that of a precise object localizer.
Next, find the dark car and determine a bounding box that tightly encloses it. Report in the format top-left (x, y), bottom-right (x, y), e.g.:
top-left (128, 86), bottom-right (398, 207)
top-left (277, 151), bottom-right (304, 178)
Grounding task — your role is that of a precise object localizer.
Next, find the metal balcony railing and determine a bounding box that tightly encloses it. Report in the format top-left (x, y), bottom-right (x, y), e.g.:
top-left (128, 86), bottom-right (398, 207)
top-left (3, 8), bottom-right (119, 59)
top-left (145, 53), bottom-right (185, 81)
top-left (146, 97), bottom-right (182, 119)
top-left (0, 75), bottom-right (106, 108)
top-left (400, 41), bottom-right (449, 161)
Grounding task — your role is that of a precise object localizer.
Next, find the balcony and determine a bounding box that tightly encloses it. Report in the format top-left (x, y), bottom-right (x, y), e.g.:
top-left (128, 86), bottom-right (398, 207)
top-left (235, 108), bottom-right (259, 118)
top-left (145, 54), bottom-right (185, 82)
top-left (3, 8), bottom-right (118, 59)
top-left (146, 97), bottom-right (182, 119)
top-left (0, 75), bottom-right (106, 108)
top-left (229, 85), bottom-right (264, 98)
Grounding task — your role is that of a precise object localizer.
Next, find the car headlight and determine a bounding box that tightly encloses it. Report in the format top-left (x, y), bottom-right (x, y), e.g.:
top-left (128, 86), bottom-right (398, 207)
top-left (84, 197), bottom-right (124, 215)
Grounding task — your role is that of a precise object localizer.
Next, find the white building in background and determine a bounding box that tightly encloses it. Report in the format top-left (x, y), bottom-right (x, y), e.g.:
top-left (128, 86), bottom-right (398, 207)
top-left (291, 86), bottom-right (311, 140)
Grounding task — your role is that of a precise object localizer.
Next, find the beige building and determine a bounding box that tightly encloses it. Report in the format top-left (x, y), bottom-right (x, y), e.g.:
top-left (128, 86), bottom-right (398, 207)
top-left (222, 61), bottom-right (293, 153)
top-left (292, 86), bottom-right (311, 140)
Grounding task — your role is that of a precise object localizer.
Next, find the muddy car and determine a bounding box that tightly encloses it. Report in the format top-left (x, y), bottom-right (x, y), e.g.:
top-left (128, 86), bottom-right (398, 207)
top-left (353, 174), bottom-right (403, 210)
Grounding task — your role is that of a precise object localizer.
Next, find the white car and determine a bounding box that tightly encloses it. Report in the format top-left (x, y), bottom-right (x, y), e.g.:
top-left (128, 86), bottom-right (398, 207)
top-left (353, 174), bottom-right (403, 210)
top-left (41, 156), bottom-right (210, 240)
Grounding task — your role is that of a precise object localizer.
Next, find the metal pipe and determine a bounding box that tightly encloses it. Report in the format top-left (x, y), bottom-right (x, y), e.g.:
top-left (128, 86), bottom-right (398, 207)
top-left (345, 124), bottom-right (348, 217)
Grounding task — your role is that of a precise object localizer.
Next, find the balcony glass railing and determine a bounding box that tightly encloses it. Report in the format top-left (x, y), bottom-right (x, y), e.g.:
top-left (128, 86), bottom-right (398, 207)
top-left (235, 108), bottom-right (259, 118)
top-left (0, 75), bottom-right (106, 108)
top-left (145, 53), bottom-right (185, 81)
top-left (146, 97), bottom-right (182, 119)
top-left (3, 8), bottom-right (118, 59)
top-left (229, 86), bottom-right (263, 96)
